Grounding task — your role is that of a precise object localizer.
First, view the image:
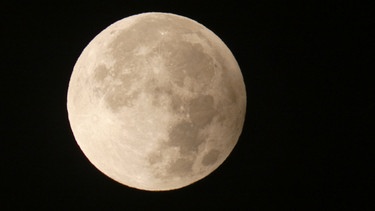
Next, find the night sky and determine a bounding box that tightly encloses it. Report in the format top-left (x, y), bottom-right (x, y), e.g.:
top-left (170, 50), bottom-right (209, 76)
top-left (2, 1), bottom-right (373, 210)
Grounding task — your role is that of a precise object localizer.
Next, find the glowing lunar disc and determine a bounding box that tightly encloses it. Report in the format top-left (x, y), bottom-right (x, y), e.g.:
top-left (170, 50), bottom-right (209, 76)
top-left (67, 12), bottom-right (246, 191)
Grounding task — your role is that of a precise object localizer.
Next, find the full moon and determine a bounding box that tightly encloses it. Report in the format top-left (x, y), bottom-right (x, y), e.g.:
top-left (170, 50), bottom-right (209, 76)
top-left (67, 12), bottom-right (246, 191)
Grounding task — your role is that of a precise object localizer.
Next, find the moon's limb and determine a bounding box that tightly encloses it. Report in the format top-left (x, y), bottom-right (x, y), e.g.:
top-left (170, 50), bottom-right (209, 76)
top-left (67, 12), bottom-right (246, 191)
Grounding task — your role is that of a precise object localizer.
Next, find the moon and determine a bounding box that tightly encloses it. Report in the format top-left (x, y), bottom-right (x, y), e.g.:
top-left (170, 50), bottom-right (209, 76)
top-left (67, 12), bottom-right (246, 191)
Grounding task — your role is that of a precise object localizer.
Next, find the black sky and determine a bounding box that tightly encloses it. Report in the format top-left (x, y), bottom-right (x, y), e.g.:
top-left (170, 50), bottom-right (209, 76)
top-left (2, 1), bottom-right (373, 210)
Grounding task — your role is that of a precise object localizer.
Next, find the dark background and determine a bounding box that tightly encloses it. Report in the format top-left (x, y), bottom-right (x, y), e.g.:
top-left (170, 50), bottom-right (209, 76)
top-left (2, 0), bottom-right (373, 210)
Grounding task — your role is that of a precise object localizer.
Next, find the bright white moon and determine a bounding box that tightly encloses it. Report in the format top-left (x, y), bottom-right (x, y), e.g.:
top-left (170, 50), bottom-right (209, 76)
top-left (67, 12), bottom-right (246, 191)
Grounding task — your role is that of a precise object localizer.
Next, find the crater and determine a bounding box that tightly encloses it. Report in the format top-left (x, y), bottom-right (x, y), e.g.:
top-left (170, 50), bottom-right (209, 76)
top-left (169, 93), bottom-right (185, 114)
top-left (93, 64), bottom-right (110, 82)
top-left (223, 81), bottom-right (238, 104)
top-left (188, 95), bottom-right (216, 127)
top-left (148, 151), bottom-right (162, 165)
top-left (202, 149), bottom-right (220, 166)
top-left (164, 40), bottom-right (215, 88)
top-left (168, 120), bottom-right (204, 155)
top-left (105, 88), bottom-right (140, 111)
top-left (167, 158), bottom-right (193, 177)
top-left (94, 63), bottom-right (143, 112)
top-left (150, 85), bottom-right (174, 108)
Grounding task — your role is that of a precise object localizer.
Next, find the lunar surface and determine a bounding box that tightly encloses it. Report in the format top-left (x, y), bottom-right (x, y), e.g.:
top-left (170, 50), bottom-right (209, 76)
top-left (67, 12), bottom-right (246, 191)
